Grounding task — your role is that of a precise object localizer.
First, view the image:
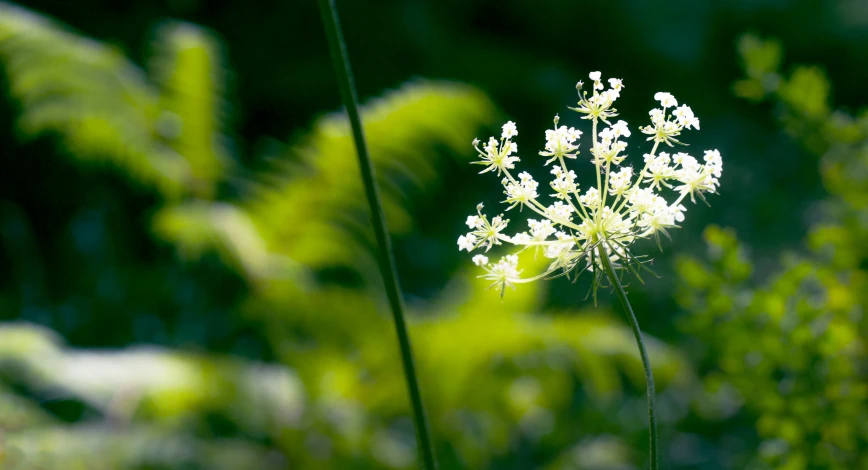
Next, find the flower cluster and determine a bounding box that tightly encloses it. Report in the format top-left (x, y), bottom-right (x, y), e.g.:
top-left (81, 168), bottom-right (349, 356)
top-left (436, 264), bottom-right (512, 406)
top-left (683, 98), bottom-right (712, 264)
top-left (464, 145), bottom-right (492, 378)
top-left (460, 72), bottom-right (723, 296)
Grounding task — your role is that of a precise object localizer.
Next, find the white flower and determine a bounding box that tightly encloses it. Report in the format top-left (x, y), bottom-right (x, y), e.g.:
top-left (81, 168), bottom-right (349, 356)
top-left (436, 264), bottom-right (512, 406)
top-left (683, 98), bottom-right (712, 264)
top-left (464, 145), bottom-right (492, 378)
top-left (472, 129), bottom-right (520, 175)
top-left (503, 172), bottom-right (539, 210)
top-left (640, 96), bottom-right (697, 147)
top-left (611, 120), bottom-right (631, 138)
top-left (462, 72), bottom-right (722, 296)
top-left (654, 92), bottom-right (677, 108)
top-left (594, 123), bottom-right (630, 166)
top-left (540, 123), bottom-right (582, 164)
top-left (704, 149), bottom-right (722, 177)
top-left (481, 254), bottom-right (523, 297)
top-left (461, 203), bottom-right (511, 251)
top-left (627, 187), bottom-right (662, 214)
top-left (547, 201), bottom-right (574, 221)
top-left (608, 167), bottom-right (634, 195)
top-left (571, 74), bottom-right (619, 123)
top-left (672, 204), bottom-right (686, 222)
top-left (673, 105), bottom-right (699, 130)
top-left (528, 218), bottom-right (556, 240)
top-left (579, 187), bottom-right (601, 209)
top-left (549, 165), bottom-right (578, 199)
top-left (502, 121), bottom-right (518, 139)
top-left (589, 71), bottom-right (603, 90)
top-left (457, 234), bottom-right (477, 252)
top-left (672, 152), bottom-right (720, 202)
top-left (511, 232), bottom-right (532, 244)
top-left (637, 203), bottom-right (678, 238)
top-left (643, 152), bottom-right (676, 189)
top-left (673, 152), bottom-right (694, 166)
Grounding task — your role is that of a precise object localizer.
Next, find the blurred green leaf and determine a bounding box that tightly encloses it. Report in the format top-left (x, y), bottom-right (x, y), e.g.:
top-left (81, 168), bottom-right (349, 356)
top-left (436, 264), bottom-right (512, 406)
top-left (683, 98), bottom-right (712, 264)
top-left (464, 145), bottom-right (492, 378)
top-left (0, 2), bottom-right (231, 199)
top-left (778, 66), bottom-right (830, 119)
top-left (733, 34), bottom-right (782, 102)
top-left (245, 80), bottom-right (497, 275)
top-left (0, 323), bottom-right (306, 435)
top-left (0, 3), bottom-right (698, 469)
top-left (3, 427), bottom-right (285, 470)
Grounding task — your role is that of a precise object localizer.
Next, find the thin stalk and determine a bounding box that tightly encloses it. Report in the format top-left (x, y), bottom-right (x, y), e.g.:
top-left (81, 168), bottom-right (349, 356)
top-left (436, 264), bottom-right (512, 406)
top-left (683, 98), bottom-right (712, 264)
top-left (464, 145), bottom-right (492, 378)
top-left (317, 1), bottom-right (438, 468)
top-left (592, 118), bottom-right (602, 223)
top-left (500, 168), bottom-right (584, 231)
top-left (612, 140), bottom-right (660, 217)
top-left (557, 154), bottom-right (593, 224)
top-left (597, 245), bottom-right (659, 470)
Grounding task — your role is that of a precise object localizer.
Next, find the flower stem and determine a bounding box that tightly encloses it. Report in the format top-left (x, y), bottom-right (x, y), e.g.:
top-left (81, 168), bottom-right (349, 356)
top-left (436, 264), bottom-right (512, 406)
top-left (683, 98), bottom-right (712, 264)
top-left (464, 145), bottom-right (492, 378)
top-left (317, 1), bottom-right (438, 469)
top-left (597, 245), bottom-right (659, 470)
top-left (592, 118), bottom-right (602, 223)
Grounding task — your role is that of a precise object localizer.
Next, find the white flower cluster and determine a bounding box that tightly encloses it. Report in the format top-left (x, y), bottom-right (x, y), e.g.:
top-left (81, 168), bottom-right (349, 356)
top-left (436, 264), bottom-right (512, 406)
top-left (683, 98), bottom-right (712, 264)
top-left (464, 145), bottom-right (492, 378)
top-left (460, 72), bottom-right (723, 296)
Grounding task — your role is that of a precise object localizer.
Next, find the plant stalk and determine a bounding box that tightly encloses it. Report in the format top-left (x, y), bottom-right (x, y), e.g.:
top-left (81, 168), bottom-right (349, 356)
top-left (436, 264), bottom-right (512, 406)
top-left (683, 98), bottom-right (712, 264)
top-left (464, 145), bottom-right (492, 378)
top-left (317, 1), bottom-right (438, 468)
top-left (598, 245), bottom-right (659, 470)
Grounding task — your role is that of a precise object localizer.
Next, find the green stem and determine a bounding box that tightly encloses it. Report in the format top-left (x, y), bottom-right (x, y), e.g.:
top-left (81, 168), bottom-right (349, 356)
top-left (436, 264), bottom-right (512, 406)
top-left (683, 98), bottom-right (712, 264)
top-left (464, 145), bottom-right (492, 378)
top-left (597, 245), bottom-right (659, 470)
top-left (317, 1), bottom-right (438, 469)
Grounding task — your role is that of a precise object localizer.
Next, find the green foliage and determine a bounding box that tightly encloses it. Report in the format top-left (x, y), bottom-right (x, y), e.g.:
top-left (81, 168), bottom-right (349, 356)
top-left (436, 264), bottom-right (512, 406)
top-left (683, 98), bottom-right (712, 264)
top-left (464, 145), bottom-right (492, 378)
top-left (733, 34), bottom-right (868, 181)
top-left (677, 227), bottom-right (868, 470)
top-left (149, 22), bottom-right (230, 198)
top-left (733, 35), bottom-right (782, 102)
top-left (675, 36), bottom-right (868, 470)
top-left (244, 80), bottom-right (496, 274)
top-left (151, 201), bottom-right (300, 282)
top-left (0, 2), bottom-right (230, 200)
top-left (733, 35), bottom-right (868, 214)
top-left (0, 324), bottom-right (296, 470)
top-left (0, 323), bottom-right (305, 428)
top-left (0, 3), bottom-right (178, 198)
top-left (0, 3), bottom-right (691, 469)
top-left (3, 427), bottom-right (284, 470)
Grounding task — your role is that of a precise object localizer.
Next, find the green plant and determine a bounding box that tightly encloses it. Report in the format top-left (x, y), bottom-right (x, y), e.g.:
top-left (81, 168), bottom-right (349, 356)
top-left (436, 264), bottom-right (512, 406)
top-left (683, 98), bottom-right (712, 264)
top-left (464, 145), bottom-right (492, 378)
top-left (456, 74), bottom-right (724, 469)
top-left (318, 0), bottom-right (437, 467)
top-left (0, 3), bottom-right (693, 468)
top-left (674, 34), bottom-right (868, 470)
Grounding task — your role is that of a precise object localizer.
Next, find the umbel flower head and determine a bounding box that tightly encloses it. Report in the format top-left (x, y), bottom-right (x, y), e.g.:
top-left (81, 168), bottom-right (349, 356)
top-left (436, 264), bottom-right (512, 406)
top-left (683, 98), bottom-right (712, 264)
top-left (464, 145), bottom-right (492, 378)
top-left (459, 72), bottom-right (723, 297)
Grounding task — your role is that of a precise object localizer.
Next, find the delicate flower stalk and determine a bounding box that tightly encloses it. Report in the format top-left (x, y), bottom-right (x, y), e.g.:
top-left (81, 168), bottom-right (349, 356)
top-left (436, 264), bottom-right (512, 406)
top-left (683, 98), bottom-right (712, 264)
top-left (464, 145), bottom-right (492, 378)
top-left (599, 246), bottom-right (659, 470)
top-left (318, 1), bottom-right (438, 469)
top-left (458, 72), bottom-right (723, 470)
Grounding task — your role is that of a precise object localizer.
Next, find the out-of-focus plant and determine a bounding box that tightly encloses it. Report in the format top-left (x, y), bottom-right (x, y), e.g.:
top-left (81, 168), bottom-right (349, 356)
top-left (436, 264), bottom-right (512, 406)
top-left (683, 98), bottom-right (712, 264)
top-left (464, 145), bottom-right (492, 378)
top-left (0, 324), bottom-right (296, 470)
top-left (675, 35), bottom-right (868, 470)
top-left (0, 2), bottom-right (229, 200)
top-left (0, 2), bottom-right (693, 468)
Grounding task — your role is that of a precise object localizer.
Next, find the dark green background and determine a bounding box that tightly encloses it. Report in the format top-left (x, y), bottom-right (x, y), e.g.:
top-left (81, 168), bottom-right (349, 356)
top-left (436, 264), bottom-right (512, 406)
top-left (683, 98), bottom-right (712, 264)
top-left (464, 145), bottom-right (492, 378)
top-left (1, 0), bottom-right (866, 469)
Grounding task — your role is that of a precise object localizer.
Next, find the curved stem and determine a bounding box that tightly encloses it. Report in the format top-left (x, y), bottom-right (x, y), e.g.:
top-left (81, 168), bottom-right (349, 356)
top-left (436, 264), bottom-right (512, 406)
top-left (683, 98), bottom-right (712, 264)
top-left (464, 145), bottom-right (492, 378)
top-left (597, 245), bottom-right (659, 470)
top-left (317, 1), bottom-right (438, 468)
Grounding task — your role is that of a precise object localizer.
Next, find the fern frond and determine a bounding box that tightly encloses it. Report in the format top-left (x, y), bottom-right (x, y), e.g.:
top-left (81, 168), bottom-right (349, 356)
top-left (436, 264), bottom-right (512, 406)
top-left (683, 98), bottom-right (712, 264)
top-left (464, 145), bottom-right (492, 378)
top-left (149, 21), bottom-right (231, 198)
top-left (0, 4), bottom-right (231, 199)
top-left (246, 81), bottom-right (497, 273)
top-left (151, 201), bottom-right (304, 282)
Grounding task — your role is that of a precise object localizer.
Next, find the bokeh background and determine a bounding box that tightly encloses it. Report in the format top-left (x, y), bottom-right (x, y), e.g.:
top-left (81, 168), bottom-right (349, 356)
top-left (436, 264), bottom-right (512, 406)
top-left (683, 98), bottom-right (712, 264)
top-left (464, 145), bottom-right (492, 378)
top-left (0, 0), bottom-right (866, 468)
